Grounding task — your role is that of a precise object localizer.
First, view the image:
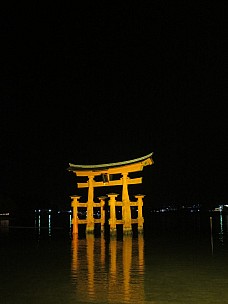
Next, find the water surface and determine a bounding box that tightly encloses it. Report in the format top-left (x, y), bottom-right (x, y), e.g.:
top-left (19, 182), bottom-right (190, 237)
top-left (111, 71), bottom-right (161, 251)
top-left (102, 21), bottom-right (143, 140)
top-left (1, 212), bottom-right (228, 303)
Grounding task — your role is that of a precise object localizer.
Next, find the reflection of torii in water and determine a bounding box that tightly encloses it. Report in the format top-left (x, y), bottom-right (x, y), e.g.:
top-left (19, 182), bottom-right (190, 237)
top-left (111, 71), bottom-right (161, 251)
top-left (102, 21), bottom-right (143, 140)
top-left (68, 152), bottom-right (154, 235)
top-left (71, 234), bottom-right (145, 303)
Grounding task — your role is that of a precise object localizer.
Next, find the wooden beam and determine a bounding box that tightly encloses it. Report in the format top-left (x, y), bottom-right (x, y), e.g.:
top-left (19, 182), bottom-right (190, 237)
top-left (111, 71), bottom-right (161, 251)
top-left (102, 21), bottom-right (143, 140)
top-left (72, 157), bottom-right (153, 177)
top-left (77, 177), bottom-right (142, 188)
top-left (76, 203), bottom-right (88, 207)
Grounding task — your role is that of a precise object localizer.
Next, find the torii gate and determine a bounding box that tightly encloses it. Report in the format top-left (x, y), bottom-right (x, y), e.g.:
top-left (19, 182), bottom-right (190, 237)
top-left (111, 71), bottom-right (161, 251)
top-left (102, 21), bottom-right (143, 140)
top-left (68, 153), bottom-right (153, 235)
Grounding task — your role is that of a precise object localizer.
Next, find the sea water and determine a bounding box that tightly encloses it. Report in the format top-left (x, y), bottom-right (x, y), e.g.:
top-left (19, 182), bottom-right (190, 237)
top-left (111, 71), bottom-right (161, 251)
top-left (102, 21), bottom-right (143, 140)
top-left (0, 211), bottom-right (228, 303)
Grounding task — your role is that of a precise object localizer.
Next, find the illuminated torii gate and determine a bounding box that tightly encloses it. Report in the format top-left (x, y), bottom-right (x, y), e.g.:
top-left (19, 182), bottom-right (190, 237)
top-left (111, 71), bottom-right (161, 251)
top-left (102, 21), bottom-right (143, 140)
top-left (68, 153), bottom-right (153, 235)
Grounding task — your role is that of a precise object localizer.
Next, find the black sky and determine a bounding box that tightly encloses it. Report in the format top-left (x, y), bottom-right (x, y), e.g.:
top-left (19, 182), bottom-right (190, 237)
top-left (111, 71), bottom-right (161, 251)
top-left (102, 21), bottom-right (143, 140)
top-left (0, 3), bottom-right (227, 210)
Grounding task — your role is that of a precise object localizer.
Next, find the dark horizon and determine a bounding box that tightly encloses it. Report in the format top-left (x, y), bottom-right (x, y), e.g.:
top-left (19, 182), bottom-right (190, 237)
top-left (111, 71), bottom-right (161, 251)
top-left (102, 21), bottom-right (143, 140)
top-left (1, 3), bottom-right (227, 212)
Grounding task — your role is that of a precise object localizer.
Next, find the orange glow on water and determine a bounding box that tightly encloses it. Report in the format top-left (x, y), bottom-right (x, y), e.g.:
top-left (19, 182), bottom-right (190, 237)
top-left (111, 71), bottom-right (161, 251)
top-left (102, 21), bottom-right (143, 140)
top-left (71, 234), bottom-right (145, 303)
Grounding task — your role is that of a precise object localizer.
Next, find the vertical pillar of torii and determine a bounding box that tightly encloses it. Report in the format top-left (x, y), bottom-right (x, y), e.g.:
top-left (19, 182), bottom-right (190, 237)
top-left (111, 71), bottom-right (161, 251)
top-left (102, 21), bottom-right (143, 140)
top-left (122, 172), bottom-right (132, 234)
top-left (135, 194), bottom-right (144, 233)
top-left (86, 175), bottom-right (95, 233)
top-left (98, 196), bottom-right (106, 233)
top-left (71, 195), bottom-right (81, 235)
top-left (108, 193), bottom-right (118, 234)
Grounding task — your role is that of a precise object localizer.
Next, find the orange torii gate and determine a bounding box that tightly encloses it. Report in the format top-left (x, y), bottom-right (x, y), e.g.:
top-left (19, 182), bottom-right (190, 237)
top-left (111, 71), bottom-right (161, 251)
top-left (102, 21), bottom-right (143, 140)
top-left (68, 153), bottom-right (153, 235)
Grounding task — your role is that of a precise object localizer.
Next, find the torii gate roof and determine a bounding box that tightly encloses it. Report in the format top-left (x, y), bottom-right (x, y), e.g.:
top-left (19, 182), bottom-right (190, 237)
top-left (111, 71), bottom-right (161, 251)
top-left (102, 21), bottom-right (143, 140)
top-left (68, 152), bottom-right (153, 174)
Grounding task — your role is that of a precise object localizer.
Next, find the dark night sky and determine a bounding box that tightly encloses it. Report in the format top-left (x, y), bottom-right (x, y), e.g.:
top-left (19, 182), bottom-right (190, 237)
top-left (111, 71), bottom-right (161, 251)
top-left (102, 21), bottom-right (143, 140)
top-left (0, 3), bottom-right (227, 210)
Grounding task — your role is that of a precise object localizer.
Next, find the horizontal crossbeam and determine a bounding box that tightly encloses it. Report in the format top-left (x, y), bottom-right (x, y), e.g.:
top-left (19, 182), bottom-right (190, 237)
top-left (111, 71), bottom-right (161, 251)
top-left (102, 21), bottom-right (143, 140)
top-left (77, 177), bottom-right (142, 188)
top-left (68, 153), bottom-right (153, 171)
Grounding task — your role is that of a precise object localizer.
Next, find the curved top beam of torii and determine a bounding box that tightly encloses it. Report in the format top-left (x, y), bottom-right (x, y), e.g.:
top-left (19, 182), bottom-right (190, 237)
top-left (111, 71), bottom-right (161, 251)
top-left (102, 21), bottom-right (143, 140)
top-left (68, 152), bottom-right (154, 177)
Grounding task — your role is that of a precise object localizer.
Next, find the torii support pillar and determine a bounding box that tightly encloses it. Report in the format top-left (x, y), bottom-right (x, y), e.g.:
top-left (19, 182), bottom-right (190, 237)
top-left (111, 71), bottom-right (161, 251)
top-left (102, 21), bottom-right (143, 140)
top-left (86, 175), bottom-right (95, 234)
top-left (98, 196), bottom-right (106, 233)
top-left (108, 193), bottom-right (118, 235)
top-left (122, 173), bottom-right (132, 235)
top-left (71, 195), bottom-right (81, 235)
top-left (135, 195), bottom-right (145, 233)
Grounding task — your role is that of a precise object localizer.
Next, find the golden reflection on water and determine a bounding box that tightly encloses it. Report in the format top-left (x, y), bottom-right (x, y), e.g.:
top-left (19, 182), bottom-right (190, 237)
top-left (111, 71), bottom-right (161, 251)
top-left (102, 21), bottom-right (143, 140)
top-left (87, 234), bottom-right (95, 297)
top-left (71, 234), bottom-right (145, 303)
top-left (123, 236), bottom-right (132, 301)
